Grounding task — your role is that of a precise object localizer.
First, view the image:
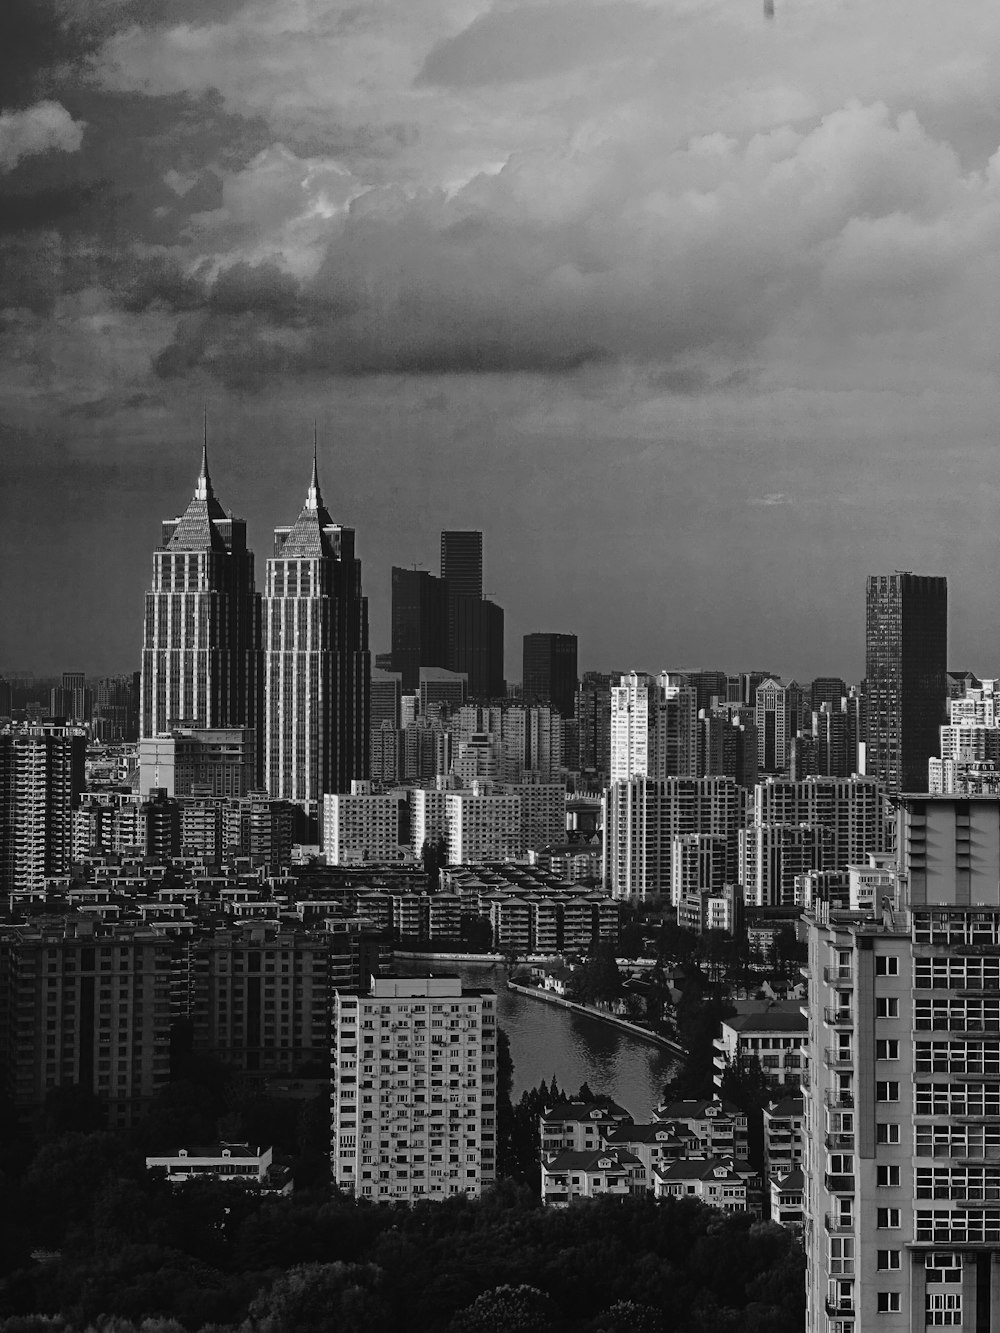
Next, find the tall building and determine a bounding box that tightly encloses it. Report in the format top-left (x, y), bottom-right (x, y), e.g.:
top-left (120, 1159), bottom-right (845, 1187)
top-left (865, 573), bottom-right (948, 794)
top-left (523, 634), bottom-right (578, 718)
top-left (0, 722), bottom-right (86, 894)
top-left (451, 594), bottom-right (504, 699)
top-left (49, 672), bottom-right (92, 725)
top-left (0, 919), bottom-right (173, 1127)
top-left (611, 673), bottom-right (698, 782)
top-left (140, 444), bottom-right (262, 774)
top-left (331, 974), bottom-right (497, 1201)
top-left (755, 678), bottom-right (803, 774)
top-left (440, 531), bottom-right (483, 602)
top-left (803, 794), bottom-right (1000, 1331)
top-left (390, 568), bottom-right (448, 692)
top-left (264, 453), bottom-right (370, 808)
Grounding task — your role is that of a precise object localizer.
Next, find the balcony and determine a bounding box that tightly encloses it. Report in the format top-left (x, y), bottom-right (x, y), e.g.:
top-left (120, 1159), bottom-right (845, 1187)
top-left (825, 1048), bottom-right (855, 1070)
top-left (825, 1132), bottom-right (855, 1151)
top-left (824, 1008), bottom-right (854, 1027)
top-left (824, 1091), bottom-right (855, 1110)
top-left (824, 966), bottom-right (853, 986)
top-left (824, 1213), bottom-right (854, 1233)
top-left (825, 1296), bottom-right (855, 1317)
top-left (825, 1173), bottom-right (855, 1194)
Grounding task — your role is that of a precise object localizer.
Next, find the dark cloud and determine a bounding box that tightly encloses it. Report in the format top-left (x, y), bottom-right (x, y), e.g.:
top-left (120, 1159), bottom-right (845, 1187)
top-left (0, 0), bottom-right (103, 110)
top-left (417, 1), bottom-right (661, 88)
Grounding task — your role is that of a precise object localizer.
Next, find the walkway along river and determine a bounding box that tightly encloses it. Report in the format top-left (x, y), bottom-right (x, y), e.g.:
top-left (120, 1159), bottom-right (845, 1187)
top-left (405, 958), bottom-right (680, 1117)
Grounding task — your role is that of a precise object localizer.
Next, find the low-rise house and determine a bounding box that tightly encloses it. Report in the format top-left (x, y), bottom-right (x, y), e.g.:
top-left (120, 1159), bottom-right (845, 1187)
top-left (145, 1142), bottom-right (292, 1192)
top-left (601, 1122), bottom-right (691, 1175)
top-left (541, 1148), bottom-right (646, 1206)
top-left (652, 1098), bottom-right (749, 1159)
top-left (653, 1156), bottom-right (761, 1217)
top-left (769, 1167), bottom-right (804, 1231)
top-left (540, 1099), bottom-right (633, 1158)
top-left (713, 1006), bottom-right (807, 1090)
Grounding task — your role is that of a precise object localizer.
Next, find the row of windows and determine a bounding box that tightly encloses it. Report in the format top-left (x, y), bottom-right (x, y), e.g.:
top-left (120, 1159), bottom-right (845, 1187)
top-left (916, 1165), bottom-right (1000, 1200)
top-left (915, 997), bottom-right (1000, 1029)
top-left (915, 957), bottom-right (1000, 989)
top-left (913, 910), bottom-right (1000, 945)
top-left (916, 1082), bottom-right (1000, 1117)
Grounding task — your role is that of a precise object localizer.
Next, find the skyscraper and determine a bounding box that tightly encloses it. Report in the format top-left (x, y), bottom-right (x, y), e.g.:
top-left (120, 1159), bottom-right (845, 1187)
top-left (264, 451), bottom-right (370, 806)
top-left (523, 633), bottom-right (578, 718)
top-left (0, 721), bottom-right (86, 894)
top-left (140, 443), bottom-right (261, 774)
top-left (865, 573), bottom-right (948, 793)
top-left (440, 530), bottom-right (483, 601)
top-left (390, 567), bottom-right (448, 692)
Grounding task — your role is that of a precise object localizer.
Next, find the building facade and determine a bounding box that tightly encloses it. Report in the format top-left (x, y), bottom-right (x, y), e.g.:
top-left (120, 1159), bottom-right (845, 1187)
top-left (331, 974), bottom-right (497, 1201)
top-left (523, 633), bottom-right (579, 718)
top-left (264, 455), bottom-right (370, 808)
top-left (865, 573), bottom-right (948, 794)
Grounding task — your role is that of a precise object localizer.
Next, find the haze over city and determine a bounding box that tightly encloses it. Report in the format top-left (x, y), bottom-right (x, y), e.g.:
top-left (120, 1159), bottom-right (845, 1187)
top-left (3, 0), bottom-right (1000, 679)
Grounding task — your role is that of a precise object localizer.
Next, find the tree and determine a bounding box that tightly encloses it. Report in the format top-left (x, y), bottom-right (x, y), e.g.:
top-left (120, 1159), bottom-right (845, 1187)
top-left (247, 1262), bottom-right (390, 1333)
top-left (450, 1284), bottom-right (558, 1333)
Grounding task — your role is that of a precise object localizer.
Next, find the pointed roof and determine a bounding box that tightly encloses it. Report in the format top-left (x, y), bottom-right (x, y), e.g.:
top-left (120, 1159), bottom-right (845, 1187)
top-left (278, 447), bottom-right (338, 558)
top-left (167, 440), bottom-right (229, 550)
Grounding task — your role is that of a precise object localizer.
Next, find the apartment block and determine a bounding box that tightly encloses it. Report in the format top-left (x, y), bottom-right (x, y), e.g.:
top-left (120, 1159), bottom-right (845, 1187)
top-left (331, 975), bottom-right (497, 1201)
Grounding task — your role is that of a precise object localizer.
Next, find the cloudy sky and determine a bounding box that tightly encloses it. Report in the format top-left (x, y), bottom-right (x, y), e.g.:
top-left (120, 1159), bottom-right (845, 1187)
top-left (2, 0), bottom-right (999, 683)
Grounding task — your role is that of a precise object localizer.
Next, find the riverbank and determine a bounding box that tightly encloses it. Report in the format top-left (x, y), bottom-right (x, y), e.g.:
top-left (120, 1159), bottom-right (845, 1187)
top-left (506, 980), bottom-right (686, 1056)
top-left (393, 950), bottom-right (562, 965)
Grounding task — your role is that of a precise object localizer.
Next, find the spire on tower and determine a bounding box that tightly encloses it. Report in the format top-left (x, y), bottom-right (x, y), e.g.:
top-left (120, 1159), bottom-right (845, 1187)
top-left (306, 424), bottom-right (323, 512)
top-left (196, 410), bottom-right (213, 501)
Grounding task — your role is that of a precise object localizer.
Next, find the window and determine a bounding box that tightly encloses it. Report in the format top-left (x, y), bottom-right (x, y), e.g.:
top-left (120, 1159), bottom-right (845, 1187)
top-left (926, 1293), bottom-right (962, 1326)
top-left (877, 1250), bottom-right (901, 1271)
top-left (876, 997), bottom-right (899, 1018)
top-left (875, 956), bottom-right (900, 976)
top-left (877, 1166), bottom-right (900, 1187)
top-left (876, 1081), bottom-right (900, 1102)
top-left (876, 1292), bottom-right (901, 1313)
top-left (925, 1253), bottom-right (962, 1284)
top-left (877, 1208), bottom-right (901, 1229)
top-left (876, 1123), bottom-right (900, 1145)
top-left (876, 1039), bottom-right (900, 1061)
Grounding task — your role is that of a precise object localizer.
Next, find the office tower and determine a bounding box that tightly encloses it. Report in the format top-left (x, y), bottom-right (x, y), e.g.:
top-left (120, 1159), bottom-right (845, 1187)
top-left (602, 775), bottom-right (741, 901)
top-left (451, 594), bottom-right (504, 699)
top-left (0, 721), bottom-right (86, 893)
top-left (331, 974), bottom-right (497, 1201)
top-left (440, 530), bottom-right (483, 601)
top-left (0, 678), bottom-right (11, 719)
top-left (49, 672), bottom-right (92, 724)
top-left (141, 444), bottom-right (262, 773)
top-left (370, 669), bottom-right (402, 730)
top-left (865, 572), bottom-right (948, 793)
top-left (755, 678), bottom-right (803, 773)
top-left (0, 919), bottom-right (173, 1127)
top-left (810, 677), bottom-right (848, 716)
top-left (264, 453), bottom-right (371, 807)
top-left (677, 669), bottom-right (729, 715)
top-left (523, 634), bottom-right (579, 718)
top-left (390, 568), bottom-right (448, 692)
top-left (803, 794), bottom-right (1000, 1330)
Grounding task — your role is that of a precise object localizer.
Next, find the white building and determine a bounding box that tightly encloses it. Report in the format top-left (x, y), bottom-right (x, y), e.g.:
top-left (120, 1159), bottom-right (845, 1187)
top-left (610, 672), bottom-right (650, 782)
top-left (331, 974), bottom-right (497, 1201)
top-left (323, 781), bottom-right (401, 864)
top-left (446, 787), bottom-right (521, 863)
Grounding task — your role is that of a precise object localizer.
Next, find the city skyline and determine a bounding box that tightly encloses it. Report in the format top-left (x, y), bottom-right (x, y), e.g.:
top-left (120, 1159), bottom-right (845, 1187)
top-left (3, 2), bottom-right (1000, 681)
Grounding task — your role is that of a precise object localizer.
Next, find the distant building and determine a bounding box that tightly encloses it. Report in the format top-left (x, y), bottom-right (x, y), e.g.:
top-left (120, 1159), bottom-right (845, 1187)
top-left (714, 1008), bottom-right (807, 1090)
top-left (653, 1156), bottom-right (761, 1216)
top-left (138, 728), bottom-right (256, 798)
top-left (391, 567), bottom-right (448, 693)
top-left (541, 1148), bottom-right (646, 1206)
top-left (0, 721), bottom-right (86, 893)
top-left (145, 1143), bottom-right (288, 1190)
top-left (323, 781), bottom-right (402, 865)
top-left (523, 634), bottom-right (578, 718)
top-left (755, 678), bottom-right (803, 774)
top-left (865, 572), bottom-right (948, 793)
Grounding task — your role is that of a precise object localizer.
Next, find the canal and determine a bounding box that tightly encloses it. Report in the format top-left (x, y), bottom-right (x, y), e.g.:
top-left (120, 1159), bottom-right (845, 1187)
top-left (408, 959), bottom-right (677, 1118)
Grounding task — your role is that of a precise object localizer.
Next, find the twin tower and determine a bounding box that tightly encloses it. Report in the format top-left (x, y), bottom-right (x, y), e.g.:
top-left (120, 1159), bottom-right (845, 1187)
top-left (139, 443), bottom-right (370, 810)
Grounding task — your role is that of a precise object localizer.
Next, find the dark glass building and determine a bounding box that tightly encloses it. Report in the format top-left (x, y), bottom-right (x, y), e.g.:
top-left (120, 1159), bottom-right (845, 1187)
top-left (440, 530), bottom-right (483, 601)
top-left (390, 567), bottom-right (448, 692)
top-left (523, 633), bottom-right (578, 717)
top-left (865, 572), bottom-right (948, 794)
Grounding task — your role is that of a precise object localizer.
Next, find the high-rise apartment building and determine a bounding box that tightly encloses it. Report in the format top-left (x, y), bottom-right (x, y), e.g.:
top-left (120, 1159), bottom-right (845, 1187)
top-left (755, 678), bottom-right (803, 773)
top-left (865, 573), bottom-right (948, 794)
top-left (803, 794), bottom-right (1000, 1330)
top-left (523, 634), bottom-right (578, 718)
top-left (611, 673), bottom-right (698, 782)
top-left (331, 974), bottom-right (497, 1201)
top-left (602, 775), bottom-right (741, 901)
top-left (140, 445), bottom-right (262, 774)
top-left (0, 919), bottom-right (173, 1126)
top-left (0, 722), bottom-right (86, 893)
top-left (49, 672), bottom-right (92, 725)
top-left (264, 454), bottom-right (370, 808)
